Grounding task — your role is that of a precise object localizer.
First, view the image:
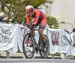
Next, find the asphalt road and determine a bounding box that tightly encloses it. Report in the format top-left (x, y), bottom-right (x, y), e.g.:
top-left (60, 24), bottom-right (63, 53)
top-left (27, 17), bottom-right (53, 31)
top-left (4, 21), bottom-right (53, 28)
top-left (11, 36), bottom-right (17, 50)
top-left (0, 58), bottom-right (75, 63)
top-left (0, 52), bottom-right (75, 63)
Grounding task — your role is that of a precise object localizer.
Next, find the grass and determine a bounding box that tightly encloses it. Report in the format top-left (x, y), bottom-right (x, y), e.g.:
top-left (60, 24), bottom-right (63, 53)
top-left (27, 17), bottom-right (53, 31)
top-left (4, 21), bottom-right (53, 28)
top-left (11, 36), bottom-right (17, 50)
top-left (48, 53), bottom-right (75, 59)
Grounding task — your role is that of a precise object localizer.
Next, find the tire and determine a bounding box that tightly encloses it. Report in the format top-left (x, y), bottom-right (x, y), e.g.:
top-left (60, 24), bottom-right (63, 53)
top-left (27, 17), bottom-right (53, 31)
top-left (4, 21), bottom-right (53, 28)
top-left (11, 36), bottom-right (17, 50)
top-left (39, 35), bottom-right (49, 58)
top-left (23, 33), bottom-right (35, 58)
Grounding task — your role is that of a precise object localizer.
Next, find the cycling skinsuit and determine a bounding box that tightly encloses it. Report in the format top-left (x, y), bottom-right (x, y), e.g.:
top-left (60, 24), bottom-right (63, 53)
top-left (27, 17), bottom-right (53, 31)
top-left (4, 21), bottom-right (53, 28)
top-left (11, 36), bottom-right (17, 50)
top-left (26, 9), bottom-right (47, 29)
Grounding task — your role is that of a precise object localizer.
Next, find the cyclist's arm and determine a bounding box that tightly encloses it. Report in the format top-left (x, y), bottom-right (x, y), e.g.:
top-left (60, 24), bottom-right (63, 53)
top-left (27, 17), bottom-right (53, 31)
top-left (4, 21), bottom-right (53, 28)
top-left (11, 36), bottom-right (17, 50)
top-left (32, 11), bottom-right (40, 26)
top-left (26, 14), bottom-right (30, 25)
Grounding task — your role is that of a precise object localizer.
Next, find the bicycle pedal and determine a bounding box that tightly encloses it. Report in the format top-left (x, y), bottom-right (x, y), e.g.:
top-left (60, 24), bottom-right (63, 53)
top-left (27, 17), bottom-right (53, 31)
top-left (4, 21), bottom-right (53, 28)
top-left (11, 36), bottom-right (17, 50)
top-left (35, 48), bottom-right (38, 52)
top-left (41, 43), bottom-right (45, 47)
top-left (39, 46), bottom-right (43, 50)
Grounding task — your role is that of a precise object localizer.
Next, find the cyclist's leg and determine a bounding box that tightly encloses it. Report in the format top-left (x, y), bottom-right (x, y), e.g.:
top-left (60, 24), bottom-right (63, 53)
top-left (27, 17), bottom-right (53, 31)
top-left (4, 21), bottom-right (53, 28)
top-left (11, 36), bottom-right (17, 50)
top-left (38, 26), bottom-right (46, 43)
top-left (38, 19), bottom-right (47, 43)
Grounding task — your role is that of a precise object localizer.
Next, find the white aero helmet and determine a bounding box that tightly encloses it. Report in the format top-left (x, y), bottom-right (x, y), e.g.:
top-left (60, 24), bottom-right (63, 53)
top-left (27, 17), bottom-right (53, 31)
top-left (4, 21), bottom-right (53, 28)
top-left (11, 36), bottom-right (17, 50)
top-left (25, 5), bottom-right (34, 13)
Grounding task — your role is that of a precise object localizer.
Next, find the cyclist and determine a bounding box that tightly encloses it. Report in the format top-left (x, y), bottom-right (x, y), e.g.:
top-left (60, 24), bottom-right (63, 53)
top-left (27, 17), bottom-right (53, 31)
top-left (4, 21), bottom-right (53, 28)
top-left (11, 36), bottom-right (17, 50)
top-left (25, 5), bottom-right (47, 44)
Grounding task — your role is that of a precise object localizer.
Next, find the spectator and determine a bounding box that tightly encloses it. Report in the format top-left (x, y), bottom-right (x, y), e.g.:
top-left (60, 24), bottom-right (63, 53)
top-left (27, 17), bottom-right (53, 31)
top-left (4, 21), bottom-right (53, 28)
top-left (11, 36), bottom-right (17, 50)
top-left (72, 28), bottom-right (75, 32)
top-left (0, 11), bottom-right (9, 23)
top-left (64, 29), bottom-right (70, 34)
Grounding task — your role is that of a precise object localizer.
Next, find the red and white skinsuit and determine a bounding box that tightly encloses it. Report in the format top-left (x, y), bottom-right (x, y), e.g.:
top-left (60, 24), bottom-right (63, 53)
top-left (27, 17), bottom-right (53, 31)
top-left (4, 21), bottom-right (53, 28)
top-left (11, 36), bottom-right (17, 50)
top-left (26, 9), bottom-right (47, 29)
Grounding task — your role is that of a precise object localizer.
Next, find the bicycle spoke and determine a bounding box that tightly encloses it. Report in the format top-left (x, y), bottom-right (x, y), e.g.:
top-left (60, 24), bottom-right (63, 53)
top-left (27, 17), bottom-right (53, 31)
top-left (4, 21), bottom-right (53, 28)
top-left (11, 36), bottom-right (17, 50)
top-left (23, 33), bottom-right (34, 58)
top-left (39, 35), bottom-right (49, 58)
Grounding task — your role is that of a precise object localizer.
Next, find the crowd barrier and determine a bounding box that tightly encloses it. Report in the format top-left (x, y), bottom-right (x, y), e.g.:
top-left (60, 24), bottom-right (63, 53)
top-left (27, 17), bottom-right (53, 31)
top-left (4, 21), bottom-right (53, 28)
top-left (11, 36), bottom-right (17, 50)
top-left (0, 23), bottom-right (75, 56)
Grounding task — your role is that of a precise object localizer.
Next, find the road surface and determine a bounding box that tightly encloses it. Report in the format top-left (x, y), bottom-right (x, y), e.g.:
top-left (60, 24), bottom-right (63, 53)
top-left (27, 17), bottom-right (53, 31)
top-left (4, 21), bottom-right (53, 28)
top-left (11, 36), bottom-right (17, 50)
top-left (0, 58), bottom-right (75, 63)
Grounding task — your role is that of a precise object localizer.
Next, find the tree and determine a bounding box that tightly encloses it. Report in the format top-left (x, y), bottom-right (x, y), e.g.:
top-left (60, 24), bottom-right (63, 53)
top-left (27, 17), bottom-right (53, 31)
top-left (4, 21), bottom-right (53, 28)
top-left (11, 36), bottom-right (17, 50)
top-left (0, 0), bottom-right (48, 23)
top-left (23, 0), bottom-right (46, 8)
top-left (47, 16), bottom-right (59, 28)
top-left (0, 0), bottom-right (24, 23)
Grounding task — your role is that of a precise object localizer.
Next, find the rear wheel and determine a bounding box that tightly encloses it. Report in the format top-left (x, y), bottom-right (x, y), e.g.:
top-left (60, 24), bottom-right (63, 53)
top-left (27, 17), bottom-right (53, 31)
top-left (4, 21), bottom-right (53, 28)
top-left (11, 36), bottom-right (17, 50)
top-left (39, 35), bottom-right (49, 58)
top-left (23, 33), bottom-right (35, 58)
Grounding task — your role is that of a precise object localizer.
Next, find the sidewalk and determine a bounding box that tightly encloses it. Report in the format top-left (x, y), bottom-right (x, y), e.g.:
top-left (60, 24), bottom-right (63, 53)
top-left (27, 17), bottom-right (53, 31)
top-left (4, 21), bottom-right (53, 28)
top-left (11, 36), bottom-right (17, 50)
top-left (0, 51), bottom-right (74, 59)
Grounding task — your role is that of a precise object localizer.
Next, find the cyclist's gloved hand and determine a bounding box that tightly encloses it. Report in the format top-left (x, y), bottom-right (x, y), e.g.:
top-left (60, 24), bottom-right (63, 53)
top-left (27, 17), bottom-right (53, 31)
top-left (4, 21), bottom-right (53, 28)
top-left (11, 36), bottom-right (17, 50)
top-left (26, 23), bottom-right (30, 28)
top-left (26, 23), bottom-right (33, 28)
top-left (32, 22), bottom-right (38, 26)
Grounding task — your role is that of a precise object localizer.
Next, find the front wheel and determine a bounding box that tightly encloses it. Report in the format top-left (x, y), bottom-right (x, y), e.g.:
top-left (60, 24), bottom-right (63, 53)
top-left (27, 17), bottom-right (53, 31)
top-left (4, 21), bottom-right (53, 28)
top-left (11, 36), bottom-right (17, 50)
top-left (23, 33), bottom-right (35, 58)
top-left (39, 35), bottom-right (49, 58)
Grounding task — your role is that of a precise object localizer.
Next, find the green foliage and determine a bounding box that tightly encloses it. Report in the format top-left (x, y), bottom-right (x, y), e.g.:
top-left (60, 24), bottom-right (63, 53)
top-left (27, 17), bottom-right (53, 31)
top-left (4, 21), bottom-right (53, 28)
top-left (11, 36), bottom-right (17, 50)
top-left (0, 0), bottom-right (48, 23)
top-left (47, 16), bottom-right (59, 28)
top-left (23, 0), bottom-right (46, 8)
top-left (0, 0), bottom-right (25, 23)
